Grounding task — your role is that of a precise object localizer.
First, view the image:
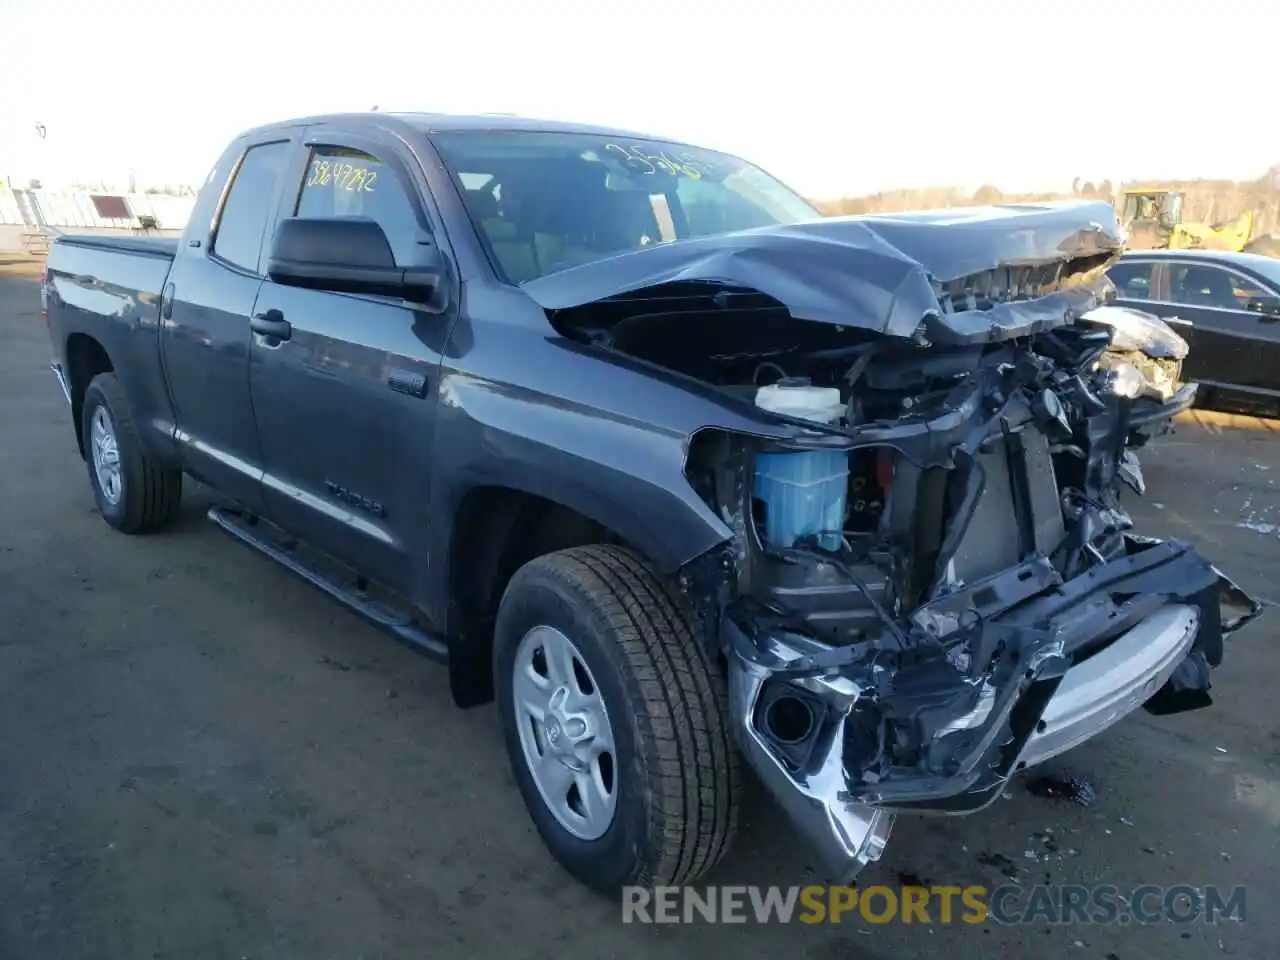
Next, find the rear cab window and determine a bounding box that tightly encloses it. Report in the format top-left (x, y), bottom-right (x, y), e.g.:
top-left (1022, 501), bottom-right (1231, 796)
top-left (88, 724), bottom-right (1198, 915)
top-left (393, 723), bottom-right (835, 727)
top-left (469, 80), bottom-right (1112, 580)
top-left (212, 141), bottom-right (290, 273)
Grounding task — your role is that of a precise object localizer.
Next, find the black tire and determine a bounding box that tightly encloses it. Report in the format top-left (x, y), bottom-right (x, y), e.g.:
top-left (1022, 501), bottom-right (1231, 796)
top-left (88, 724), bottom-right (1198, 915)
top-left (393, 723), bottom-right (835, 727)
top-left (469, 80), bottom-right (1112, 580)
top-left (81, 373), bottom-right (182, 534)
top-left (494, 544), bottom-right (741, 892)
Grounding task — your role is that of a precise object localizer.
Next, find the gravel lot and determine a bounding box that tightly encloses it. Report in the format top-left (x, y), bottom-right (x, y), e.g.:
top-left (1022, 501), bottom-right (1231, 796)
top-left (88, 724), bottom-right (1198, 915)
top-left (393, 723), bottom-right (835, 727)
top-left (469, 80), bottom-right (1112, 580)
top-left (2, 264), bottom-right (1276, 959)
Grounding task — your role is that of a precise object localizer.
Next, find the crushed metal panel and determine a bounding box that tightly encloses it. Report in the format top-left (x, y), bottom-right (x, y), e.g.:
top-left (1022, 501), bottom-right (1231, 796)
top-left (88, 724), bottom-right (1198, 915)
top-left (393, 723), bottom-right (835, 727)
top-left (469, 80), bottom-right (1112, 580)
top-left (948, 426), bottom-right (1064, 584)
top-left (950, 443), bottom-right (1021, 583)
top-left (1025, 426), bottom-right (1067, 555)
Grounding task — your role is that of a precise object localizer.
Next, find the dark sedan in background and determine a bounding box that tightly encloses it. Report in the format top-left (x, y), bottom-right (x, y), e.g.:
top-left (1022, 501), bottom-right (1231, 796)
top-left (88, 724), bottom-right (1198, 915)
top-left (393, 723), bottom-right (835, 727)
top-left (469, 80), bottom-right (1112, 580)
top-left (1108, 250), bottom-right (1280, 415)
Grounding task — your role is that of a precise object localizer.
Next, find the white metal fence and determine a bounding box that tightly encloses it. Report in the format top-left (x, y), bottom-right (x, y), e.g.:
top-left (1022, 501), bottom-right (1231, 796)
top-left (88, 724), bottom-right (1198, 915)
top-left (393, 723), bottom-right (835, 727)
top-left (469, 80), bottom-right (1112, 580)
top-left (0, 190), bottom-right (195, 231)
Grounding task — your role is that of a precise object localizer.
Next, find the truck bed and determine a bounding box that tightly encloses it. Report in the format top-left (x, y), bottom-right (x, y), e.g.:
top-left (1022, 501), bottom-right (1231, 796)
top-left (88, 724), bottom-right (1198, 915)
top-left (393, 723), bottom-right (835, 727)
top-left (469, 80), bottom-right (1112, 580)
top-left (53, 234), bottom-right (179, 260)
top-left (44, 233), bottom-right (180, 433)
top-left (46, 233), bottom-right (177, 313)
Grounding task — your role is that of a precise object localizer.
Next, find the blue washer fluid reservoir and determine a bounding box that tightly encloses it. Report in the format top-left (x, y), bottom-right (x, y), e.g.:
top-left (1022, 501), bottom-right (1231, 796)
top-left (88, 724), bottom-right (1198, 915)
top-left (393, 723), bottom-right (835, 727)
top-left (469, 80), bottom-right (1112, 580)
top-left (753, 379), bottom-right (849, 551)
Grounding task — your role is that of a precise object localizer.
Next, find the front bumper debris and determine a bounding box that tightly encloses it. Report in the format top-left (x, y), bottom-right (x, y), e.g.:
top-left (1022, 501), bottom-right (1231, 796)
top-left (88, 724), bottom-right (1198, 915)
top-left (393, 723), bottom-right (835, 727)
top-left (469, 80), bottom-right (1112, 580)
top-left (726, 627), bottom-right (896, 879)
top-left (1018, 603), bottom-right (1197, 767)
top-left (723, 536), bottom-right (1261, 882)
top-left (1129, 382), bottom-right (1198, 442)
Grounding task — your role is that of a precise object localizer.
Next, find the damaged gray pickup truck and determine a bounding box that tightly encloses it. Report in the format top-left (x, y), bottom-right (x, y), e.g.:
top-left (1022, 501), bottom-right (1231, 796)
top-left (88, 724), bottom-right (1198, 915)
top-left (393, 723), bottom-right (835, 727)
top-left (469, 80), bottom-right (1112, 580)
top-left (43, 113), bottom-right (1261, 893)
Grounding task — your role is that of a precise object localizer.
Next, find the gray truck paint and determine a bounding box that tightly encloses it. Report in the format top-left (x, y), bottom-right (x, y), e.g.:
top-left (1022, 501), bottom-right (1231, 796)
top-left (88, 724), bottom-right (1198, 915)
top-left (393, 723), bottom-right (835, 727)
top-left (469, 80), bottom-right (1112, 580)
top-left (42, 111), bottom-right (1263, 883)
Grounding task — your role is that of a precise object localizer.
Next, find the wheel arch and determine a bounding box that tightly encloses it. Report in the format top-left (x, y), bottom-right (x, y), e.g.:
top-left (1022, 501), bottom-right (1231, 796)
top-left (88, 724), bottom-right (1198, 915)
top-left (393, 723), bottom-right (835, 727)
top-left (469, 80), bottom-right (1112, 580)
top-left (441, 477), bottom-right (729, 709)
top-left (64, 332), bottom-right (115, 459)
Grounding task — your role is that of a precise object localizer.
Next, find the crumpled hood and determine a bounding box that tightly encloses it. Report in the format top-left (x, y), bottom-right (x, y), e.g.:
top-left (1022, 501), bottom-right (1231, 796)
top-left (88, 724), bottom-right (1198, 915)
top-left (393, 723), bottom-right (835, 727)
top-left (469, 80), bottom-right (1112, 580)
top-left (521, 199), bottom-right (1124, 342)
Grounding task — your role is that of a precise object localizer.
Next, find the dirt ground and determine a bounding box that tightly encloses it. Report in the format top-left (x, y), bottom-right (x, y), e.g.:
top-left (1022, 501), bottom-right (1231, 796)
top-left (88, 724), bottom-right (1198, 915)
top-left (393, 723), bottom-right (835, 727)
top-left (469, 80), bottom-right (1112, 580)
top-left (1, 271), bottom-right (1276, 960)
top-left (0, 255), bottom-right (45, 279)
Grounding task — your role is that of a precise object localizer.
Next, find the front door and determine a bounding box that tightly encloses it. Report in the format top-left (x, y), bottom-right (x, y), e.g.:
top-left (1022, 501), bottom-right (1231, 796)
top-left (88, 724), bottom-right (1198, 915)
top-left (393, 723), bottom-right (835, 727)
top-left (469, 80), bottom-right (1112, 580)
top-left (162, 139), bottom-right (293, 508)
top-left (248, 135), bottom-right (453, 596)
top-left (1161, 262), bottom-right (1280, 392)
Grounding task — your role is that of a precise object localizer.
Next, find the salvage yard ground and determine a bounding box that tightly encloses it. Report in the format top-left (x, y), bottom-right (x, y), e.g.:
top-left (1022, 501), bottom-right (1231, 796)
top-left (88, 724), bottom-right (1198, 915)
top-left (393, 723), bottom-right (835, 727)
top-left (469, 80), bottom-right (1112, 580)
top-left (1, 271), bottom-right (1276, 959)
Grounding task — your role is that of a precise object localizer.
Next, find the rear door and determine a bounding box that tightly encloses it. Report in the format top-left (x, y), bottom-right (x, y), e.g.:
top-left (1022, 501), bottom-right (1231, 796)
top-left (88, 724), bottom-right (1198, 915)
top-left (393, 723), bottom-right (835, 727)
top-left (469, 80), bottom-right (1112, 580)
top-left (247, 129), bottom-right (455, 595)
top-left (162, 138), bottom-right (294, 507)
top-left (1107, 257), bottom-right (1163, 306)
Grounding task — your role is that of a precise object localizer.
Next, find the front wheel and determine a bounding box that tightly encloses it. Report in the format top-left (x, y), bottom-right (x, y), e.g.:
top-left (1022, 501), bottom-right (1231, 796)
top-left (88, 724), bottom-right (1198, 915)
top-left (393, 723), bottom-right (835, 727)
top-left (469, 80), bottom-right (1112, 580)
top-left (494, 544), bottom-right (741, 892)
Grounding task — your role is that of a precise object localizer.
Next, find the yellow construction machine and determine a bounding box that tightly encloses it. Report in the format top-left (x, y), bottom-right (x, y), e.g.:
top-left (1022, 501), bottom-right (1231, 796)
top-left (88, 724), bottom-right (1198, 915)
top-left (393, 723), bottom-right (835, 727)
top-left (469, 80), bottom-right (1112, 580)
top-left (1117, 187), bottom-right (1280, 256)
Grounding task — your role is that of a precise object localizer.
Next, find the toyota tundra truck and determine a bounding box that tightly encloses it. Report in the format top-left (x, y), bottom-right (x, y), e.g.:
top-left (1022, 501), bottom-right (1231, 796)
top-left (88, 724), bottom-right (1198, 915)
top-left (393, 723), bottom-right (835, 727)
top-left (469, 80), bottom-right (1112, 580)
top-left (41, 111), bottom-right (1261, 892)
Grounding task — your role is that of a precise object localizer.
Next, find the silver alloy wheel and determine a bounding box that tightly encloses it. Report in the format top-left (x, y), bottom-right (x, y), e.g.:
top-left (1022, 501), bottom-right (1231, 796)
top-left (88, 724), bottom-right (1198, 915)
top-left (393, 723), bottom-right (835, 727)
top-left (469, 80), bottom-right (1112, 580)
top-left (90, 405), bottom-right (123, 506)
top-left (513, 624), bottom-right (618, 840)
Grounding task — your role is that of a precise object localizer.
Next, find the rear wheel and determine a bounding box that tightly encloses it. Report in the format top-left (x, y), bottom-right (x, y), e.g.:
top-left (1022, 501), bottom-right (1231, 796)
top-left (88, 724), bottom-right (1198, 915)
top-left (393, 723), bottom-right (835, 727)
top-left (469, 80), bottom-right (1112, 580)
top-left (82, 373), bottom-right (182, 534)
top-left (494, 544), bottom-right (740, 891)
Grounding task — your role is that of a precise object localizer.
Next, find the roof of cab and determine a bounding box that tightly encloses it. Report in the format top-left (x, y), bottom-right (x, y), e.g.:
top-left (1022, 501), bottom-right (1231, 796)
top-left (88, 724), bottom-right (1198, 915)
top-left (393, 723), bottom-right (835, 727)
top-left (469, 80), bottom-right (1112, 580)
top-left (1119, 249), bottom-right (1280, 270)
top-left (235, 111), bottom-right (687, 146)
top-left (395, 112), bottom-right (680, 142)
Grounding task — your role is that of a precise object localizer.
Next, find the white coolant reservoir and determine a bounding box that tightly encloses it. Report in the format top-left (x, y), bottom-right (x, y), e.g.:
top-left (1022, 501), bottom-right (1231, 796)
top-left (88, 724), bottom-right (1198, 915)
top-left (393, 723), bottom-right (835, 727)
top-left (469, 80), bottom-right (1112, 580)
top-left (752, 379), bottom-right (849, 550)
top-left (753, 379), bottom-right (844, 424)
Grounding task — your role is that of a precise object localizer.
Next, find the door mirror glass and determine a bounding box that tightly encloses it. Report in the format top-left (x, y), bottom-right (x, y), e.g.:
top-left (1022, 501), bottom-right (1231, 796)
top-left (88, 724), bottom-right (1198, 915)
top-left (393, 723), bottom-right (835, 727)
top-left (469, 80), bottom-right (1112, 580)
top-left (266, 217), bottom-right (442, 299)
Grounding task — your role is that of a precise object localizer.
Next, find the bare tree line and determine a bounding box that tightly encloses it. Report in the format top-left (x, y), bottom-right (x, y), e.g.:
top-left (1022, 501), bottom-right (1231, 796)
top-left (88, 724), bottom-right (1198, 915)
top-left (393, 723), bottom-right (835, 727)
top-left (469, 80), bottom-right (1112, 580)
top-left (49, 164), bottom-right (1280, 237)
top-left (815, 163), bottom-right (1280, 237)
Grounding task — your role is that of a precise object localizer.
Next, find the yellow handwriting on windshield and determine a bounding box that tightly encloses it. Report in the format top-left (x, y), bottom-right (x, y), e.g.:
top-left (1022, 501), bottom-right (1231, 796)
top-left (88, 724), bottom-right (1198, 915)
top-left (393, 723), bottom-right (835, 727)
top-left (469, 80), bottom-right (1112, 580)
top-left (604, 143), bottom-right (704, 180)
top-left (305, 160), bottom-right (378, 192)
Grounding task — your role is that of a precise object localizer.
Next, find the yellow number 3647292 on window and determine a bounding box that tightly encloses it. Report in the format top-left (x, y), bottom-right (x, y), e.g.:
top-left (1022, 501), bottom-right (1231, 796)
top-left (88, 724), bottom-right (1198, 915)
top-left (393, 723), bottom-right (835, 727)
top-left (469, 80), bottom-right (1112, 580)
top-left (304, 159), bottom-right (378, 193)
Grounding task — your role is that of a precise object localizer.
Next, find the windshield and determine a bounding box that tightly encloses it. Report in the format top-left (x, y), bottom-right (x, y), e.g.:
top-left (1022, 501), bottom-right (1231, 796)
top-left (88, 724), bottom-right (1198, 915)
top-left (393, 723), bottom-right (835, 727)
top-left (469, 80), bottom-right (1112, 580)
top-left (430, 131), bottom-right (820, 283)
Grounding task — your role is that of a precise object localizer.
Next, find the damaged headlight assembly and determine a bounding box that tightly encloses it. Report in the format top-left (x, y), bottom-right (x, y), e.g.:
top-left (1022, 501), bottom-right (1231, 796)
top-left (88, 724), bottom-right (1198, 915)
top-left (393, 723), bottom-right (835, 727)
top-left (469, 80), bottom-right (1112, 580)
top-left (1083, 306), bottom-right (1188, 404)
top-left (1102, 361), bottom-right (1148, 400)
top-left (1084, 305), bottom-right (1189, 359)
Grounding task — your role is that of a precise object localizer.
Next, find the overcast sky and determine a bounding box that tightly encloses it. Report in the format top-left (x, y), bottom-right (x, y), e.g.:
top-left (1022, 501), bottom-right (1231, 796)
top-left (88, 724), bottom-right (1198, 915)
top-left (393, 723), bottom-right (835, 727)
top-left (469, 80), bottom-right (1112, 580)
top-left (2, 0), bottom-right (1277, 196)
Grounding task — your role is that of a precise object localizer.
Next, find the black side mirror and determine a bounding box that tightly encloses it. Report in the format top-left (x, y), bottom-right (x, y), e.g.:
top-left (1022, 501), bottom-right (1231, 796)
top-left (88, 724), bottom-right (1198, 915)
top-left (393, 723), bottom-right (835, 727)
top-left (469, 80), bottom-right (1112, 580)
top-left (267, 217), bottom-right (442, 300)
top-left (1246, 295), bottom-right (1280, 319)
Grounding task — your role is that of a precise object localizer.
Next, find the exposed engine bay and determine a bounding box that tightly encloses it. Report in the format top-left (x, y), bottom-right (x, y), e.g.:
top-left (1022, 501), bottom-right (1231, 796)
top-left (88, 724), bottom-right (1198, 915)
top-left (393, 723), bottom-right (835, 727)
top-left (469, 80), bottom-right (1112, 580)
top-left (532, 201), bottom-right (1263, 881)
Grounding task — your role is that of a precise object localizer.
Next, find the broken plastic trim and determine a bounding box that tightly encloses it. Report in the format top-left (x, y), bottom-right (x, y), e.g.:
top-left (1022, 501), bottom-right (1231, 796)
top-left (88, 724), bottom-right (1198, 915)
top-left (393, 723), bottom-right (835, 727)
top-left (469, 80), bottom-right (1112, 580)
top-left (721, 536), bottom-right (1261, 880)
top-left (694, 362), bottom-right (1260, 880)
top-left (724, 617), bottom-right (896, 882)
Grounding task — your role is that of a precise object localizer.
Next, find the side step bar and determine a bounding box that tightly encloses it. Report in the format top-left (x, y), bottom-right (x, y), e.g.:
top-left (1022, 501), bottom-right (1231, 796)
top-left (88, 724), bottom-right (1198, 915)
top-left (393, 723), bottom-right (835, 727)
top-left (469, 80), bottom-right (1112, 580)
top-left (207, 505), bottom-right (449, 663)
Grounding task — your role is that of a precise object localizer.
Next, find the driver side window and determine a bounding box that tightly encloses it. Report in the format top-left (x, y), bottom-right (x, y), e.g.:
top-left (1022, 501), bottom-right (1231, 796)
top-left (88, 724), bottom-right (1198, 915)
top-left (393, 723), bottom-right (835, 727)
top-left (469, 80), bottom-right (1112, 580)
top-left (1107, 261), bottom-right (1154, 300)
top-left (1169, 265), bottom-right (1248, 310)
top-left (294, 145), bottom-right (425, 266)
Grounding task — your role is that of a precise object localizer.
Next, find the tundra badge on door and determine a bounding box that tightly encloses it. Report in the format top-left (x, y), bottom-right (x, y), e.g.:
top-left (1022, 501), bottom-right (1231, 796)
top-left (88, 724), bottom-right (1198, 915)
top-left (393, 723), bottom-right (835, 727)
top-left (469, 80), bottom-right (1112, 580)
top-left (324, 481), bottom-right (386, 518)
